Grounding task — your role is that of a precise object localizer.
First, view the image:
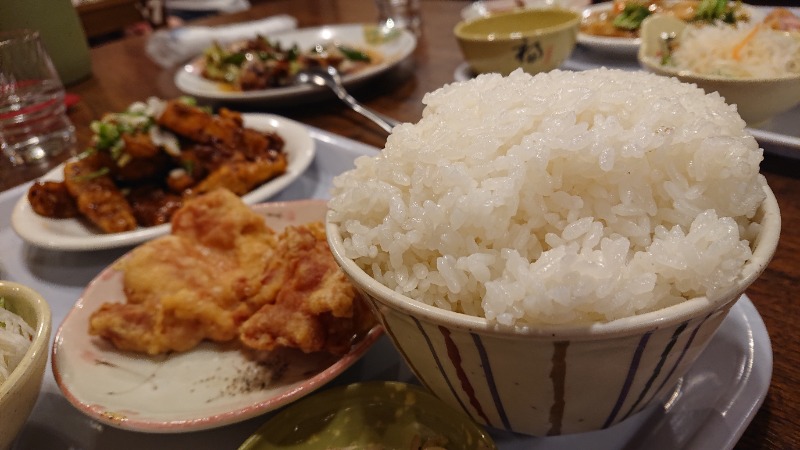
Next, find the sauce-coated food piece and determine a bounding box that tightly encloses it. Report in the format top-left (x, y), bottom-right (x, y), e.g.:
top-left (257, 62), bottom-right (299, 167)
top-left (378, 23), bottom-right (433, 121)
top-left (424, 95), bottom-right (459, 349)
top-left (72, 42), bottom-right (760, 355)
top-left (63, 154), bottom-right (138, 233)
top-left (26, 98), bottom-right (288, 232)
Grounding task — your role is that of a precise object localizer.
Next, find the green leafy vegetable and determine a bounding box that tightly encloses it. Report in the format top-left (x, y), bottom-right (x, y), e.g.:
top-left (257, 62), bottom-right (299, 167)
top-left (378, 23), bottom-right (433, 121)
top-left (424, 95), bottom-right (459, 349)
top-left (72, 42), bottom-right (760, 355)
top-left (222, 52), bottom-right (247, 66)
top-left (73, 167), bottom-right (111, 182)
top-left (91, 121), bottom-right (121, 151)
top-left (337, 45), bottom-right (371, 62)
top-left (695, 0), bottom-right (741, 24)
top-left (613, 4), bottom-right (652, 31)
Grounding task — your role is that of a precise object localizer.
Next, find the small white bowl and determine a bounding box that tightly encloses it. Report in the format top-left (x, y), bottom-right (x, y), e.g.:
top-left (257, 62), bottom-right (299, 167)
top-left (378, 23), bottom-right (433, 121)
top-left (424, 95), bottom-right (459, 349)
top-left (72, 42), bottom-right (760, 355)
top-left (0, 281), bottom-right (51, 450)
top-left (637, 15), bottom-right (800, 126)
top-left (327, 181), bottom-right (780, 436)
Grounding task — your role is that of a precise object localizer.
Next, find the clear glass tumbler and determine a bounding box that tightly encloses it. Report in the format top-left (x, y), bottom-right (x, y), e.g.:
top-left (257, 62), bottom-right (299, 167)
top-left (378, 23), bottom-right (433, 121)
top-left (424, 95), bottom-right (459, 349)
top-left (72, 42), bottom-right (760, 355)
top-left (374, 0), bottom-right (422, 37)
top-left (0, 29), bottom-right (76, 171)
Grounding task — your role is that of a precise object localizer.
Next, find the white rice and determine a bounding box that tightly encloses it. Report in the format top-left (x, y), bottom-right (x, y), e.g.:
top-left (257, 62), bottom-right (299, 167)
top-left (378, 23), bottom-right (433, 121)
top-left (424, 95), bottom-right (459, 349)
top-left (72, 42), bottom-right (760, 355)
top-left (670, 22), bottom-right (800, 78)
top-left (328, 68), bottom-right (766, 326)
top-left (0, 301), bottom-right (35, 384)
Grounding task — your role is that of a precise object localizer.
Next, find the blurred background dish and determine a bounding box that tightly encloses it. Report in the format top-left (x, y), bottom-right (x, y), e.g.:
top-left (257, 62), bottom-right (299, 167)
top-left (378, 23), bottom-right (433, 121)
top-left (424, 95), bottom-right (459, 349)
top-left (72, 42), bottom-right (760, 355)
top-left (637, 14), bottom-right (800, 126)
top-left (578, 1), bottom-right (762, 58)
top-left (0, 281), bottom-right (51, 450)
top-left (174, 24), bottom-right (417, 105)
top-left (237, 381), bottom-right (497, 450)
top-left (454, 8), bottom-right (580, 75)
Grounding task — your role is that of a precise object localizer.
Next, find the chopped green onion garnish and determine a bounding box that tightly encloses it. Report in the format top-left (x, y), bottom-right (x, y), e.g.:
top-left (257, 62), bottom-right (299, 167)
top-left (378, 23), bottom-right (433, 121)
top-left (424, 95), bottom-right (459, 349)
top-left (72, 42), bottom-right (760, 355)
top-left (73, 167), bottom-right (110, 181)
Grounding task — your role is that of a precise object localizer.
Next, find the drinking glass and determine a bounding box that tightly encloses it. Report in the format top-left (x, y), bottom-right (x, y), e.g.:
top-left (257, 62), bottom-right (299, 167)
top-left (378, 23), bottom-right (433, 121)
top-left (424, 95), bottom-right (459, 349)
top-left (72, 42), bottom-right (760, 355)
top-left (0, 29), bottom-right (76, 173)
top-left (374, 0), bottom-right (422, 37)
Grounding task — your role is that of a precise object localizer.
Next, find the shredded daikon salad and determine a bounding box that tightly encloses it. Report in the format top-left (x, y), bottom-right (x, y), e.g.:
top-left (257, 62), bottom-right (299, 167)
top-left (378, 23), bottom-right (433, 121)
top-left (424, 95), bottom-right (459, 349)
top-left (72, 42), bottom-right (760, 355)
top-left (0, 298), bottom-right (35, 385)
top-left (667, 21), bottom-right (800, 78)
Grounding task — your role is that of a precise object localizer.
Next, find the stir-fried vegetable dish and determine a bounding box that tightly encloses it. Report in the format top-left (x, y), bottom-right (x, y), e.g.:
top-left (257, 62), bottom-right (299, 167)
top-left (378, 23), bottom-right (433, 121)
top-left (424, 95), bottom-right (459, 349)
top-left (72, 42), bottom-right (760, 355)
top-left (201, 35), bottom-right (382, 91)
top-left (581, 0), bottom-right (750, 38)
top-left (27, 97), bottom-right (287, 233)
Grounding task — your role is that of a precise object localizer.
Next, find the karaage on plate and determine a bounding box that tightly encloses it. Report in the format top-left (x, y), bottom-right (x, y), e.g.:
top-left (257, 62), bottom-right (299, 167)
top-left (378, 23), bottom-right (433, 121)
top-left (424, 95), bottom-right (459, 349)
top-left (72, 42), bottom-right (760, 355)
top-left (88, 189), bottom-right (374, 356)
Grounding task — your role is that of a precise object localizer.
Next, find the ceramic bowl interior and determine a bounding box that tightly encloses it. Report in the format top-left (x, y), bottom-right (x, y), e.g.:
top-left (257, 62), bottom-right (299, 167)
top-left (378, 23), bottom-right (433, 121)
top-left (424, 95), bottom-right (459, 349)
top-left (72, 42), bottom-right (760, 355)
top-left (0, 281), bottom-right (52, 450)
top-left (637, 15), bottom-right (800, 126)
top-left (237, 381), bottom-right (497, 449)
top-left (326, 181), bottom-right (780, 436)
top-left (454, 8), bottom-right (580, 75)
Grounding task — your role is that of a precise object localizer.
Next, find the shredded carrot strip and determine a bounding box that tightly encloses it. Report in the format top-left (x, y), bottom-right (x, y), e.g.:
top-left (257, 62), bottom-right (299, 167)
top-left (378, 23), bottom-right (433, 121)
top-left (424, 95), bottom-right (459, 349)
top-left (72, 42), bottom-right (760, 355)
top-left (732, 25), bottom-right (761, 61)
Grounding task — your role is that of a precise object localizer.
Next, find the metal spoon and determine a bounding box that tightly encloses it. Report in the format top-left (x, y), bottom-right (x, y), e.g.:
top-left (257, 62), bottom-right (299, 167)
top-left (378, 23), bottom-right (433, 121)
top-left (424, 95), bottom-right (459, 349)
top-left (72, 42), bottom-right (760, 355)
top-left (294, 66), bottom-right (400, 134)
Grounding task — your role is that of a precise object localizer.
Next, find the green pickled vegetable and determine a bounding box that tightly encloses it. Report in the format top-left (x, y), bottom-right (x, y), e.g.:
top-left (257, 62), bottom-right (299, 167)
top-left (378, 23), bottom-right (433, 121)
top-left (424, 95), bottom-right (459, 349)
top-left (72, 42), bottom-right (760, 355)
top-left (338, 45), bottom-right (371, 62)
top-left (613, 4), bottom-right (652, 31)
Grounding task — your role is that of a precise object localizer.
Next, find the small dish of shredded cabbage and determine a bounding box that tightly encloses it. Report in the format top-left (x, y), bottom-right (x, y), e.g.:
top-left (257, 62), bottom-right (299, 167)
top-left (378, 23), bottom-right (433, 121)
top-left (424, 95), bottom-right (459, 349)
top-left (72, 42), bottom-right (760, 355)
top-left (0, 297), bottom-right (35, 385)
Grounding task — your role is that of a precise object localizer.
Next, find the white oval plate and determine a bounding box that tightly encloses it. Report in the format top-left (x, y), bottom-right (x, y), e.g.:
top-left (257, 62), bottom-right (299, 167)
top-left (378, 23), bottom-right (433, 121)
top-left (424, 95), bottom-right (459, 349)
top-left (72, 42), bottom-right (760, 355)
top-left (50, 199), bottom-right (383, 433)
top-left (11, 113), bottom-right (316, 251)
top-left (174, 24), bottom-right (417, 104)
top-left (460, 0), bottom-right (590, 21)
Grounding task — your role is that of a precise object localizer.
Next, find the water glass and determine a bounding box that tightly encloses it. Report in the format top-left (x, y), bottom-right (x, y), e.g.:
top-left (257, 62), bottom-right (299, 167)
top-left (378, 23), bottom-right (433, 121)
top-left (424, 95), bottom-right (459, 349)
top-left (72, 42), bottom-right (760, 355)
top-left (0, 29), bottom-right (76, 172)
top-left (374, 0), bottom-right (422, 37)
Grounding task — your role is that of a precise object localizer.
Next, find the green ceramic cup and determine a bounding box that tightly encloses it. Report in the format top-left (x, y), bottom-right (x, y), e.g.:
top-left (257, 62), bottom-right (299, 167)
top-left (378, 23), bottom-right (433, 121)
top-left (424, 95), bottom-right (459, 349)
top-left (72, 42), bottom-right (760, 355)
top-left (0, 0), bottom-right (92, 85)
top-left (455, 8), bottom-right (580, 76)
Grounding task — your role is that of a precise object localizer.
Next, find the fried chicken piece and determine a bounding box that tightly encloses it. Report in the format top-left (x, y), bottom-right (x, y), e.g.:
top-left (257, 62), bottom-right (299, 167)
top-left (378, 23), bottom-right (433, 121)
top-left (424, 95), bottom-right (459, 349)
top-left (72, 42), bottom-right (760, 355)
top-left (157, 100), bottom-right (288, 197)
top-left (241, 127), bottom-right (285, 161)
top-left (127, 185), bottom-right (183, 227)
top-left (190, 156), bottom-right (288, 197)
top-left (27, 181), bottom-right (80, 218)
top-left (240, 222), bottom-right (372, 355)
top-left (89, 236), bottom-right (243, 354)
top-left (122, 132), bottom-right (160, 158)
top-left (170, 189), bottom-right (278, 301)
top-left (89, 189), bottom-right (372, 357)
top-left (89, 189), bottom-right (277, 354)
top-left (115, 153), bottom-right (174, 183)
top-left (63, 155), bottom-right (137, 233)
top-left (156, 100), bottom-right (243, 149)
top-left (157, 100), bottom-right (284, 161)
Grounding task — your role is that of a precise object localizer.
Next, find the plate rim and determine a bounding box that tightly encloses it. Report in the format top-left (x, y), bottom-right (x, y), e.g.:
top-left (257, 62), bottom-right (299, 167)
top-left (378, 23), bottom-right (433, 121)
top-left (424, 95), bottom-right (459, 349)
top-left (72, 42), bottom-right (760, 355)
top-left (50, 199), bottom-right (384, 433)
top-left (10, 113), bottom-right (316, 251)
top-left (173, 23), bottom-right (417, 103)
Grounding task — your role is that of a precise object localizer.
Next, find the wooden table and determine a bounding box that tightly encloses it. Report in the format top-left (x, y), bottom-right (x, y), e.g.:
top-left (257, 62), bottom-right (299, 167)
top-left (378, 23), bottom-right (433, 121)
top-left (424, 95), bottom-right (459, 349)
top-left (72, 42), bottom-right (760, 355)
top-left (74, 0), bottom-right (146, 40)
top-left (4, 1), bottom-right (799, 448)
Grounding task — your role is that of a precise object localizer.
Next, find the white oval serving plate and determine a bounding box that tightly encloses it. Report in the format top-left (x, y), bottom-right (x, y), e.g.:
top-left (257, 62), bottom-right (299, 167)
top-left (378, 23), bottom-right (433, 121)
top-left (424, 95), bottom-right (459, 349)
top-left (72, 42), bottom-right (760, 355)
top-left (174, 23), bottom-right (417, 104)
top-left (11, 113), bottom-right (316, 251)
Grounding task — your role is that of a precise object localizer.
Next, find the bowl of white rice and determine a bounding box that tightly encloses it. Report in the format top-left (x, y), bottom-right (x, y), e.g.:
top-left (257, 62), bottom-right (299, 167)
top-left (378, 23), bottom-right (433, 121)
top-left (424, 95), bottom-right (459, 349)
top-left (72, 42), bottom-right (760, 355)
top-left (326, 68), bottom-right (781, 436)
top-left (0, 281), bottom-right (51, 450)
top-left (638, 14), bottom-right (800, 125)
